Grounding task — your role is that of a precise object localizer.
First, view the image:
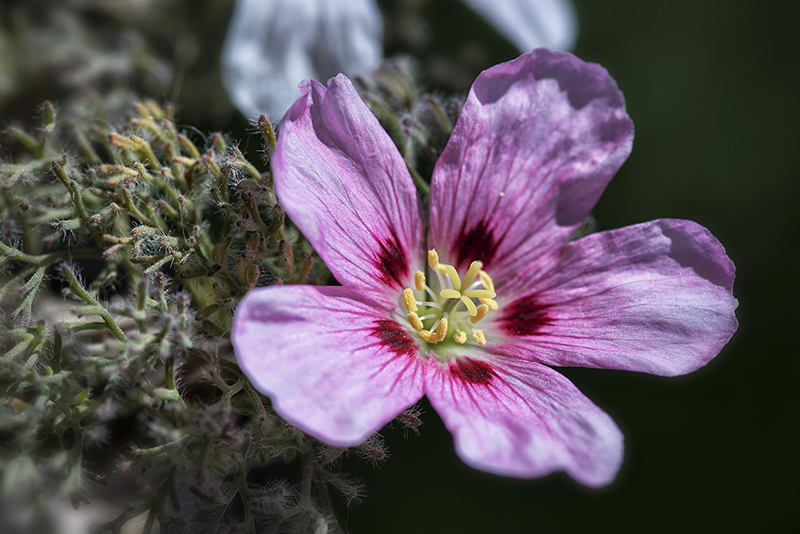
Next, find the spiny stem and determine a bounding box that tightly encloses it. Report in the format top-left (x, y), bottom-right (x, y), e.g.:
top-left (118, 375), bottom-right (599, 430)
top-left (131, 435), bottom-right (191, 459)
top-left (0, 242), bottom-right (103, 267)
top-left (243, 381), bottom-right (269, 424)
top-left (1, 333), bottom-right (35, 362)
top-left (300, 454), bottom-right (315, 504)
top-left (52, 161), bottom-right (89, 221)
top-left (61, 263), bottom-right (128, 341)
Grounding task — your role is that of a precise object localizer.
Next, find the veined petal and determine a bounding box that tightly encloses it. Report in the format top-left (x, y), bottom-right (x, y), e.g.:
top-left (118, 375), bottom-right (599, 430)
top-left (462, 0), bottom-right (578, 52)
top-left (425, 356), bottom-right (622, 486)
top-left (274, 75), bottom-right (425, 305)
top-left (232, 285), bottom-right (428, 446)
top-left (221, 0), bottom-right (382, 120)
top-left (496, 219), bottom-right (738, 376)
top-left (428, 49), bottom-right (633, 285)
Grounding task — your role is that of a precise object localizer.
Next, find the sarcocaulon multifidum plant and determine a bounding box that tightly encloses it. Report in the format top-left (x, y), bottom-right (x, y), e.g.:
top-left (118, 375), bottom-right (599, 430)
top-left (0, 98), bottom-right (429, 533)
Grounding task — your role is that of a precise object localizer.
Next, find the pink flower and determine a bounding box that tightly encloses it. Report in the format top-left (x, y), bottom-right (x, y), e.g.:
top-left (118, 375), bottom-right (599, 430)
top-left (231, 49), bottom-right (738, 486)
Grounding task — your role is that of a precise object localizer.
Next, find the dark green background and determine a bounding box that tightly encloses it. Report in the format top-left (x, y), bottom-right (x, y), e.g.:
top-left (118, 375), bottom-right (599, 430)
top-left (345, 1), bottom-right (799, 533)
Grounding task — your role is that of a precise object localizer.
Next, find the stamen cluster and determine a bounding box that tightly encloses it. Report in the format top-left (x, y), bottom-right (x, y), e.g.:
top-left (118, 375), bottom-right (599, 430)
top-left (402, 249), bottom-right (497, 347)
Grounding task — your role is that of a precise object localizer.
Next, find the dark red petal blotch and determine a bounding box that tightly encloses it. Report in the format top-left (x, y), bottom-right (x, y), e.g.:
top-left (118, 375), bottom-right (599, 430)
top-left (455, 219), bottom-right (500, 272)
top-left (500, 297), bottom-right (554, 336)
top-left (374, 231), bottom-right (409, 289)
top-left (371, 320), bottom-right (417, 358)
top-left (450, 358), bottom-right (497, 385)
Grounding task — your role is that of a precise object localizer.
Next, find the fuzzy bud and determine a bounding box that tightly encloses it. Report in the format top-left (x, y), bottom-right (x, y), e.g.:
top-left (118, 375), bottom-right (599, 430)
top-left (357, 434), bottom-right (388, 466)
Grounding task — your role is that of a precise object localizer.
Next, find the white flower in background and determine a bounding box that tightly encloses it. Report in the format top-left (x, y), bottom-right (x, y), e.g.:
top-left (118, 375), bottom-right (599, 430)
top-left (222, 0), bottom-right (383, 121)
top-left (222, 0), bottom-right (577, 120)
top-left (462, 0), bottom-right (576, 53)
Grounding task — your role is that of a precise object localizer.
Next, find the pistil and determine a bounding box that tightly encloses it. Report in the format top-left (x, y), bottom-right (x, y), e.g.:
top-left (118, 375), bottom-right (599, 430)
top-left (401, 249), bottom-right (497, 347)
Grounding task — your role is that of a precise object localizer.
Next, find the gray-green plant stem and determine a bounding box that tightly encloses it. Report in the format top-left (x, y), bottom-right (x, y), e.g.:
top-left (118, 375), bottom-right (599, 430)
top-left (60, 263), bottom-right (128, 341)
top-left (407, 163), bottom-right (430, 196)
top-left (0, 242), bottom-right (103, 267)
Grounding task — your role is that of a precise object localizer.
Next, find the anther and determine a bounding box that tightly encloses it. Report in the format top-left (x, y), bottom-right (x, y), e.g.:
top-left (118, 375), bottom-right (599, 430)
top-left (454, 331), bottom-right (467, 344)
top-left (479, 270), bottom-right (494, 292)
top-left (414, 271), bottom-right (425, 291)
top-left (402, 288), bottom-right (417, 313)
top-left (435, 317), bottom-right (448, 342)
top-left (427, 249), bottom-right (439, 270)
top-left (480, 298), bottom-right (499, 311)
top-left (408, 312), bottom-right (423, 331)
top-left (473, 330), bottom-right (487, 345)
top-left (418, 329), bottom-right (438, 343)
top-left (470, 304), bottom-right (488, 324)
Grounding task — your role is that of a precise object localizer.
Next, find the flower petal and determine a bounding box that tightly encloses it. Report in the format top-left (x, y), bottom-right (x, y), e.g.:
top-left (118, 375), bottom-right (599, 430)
top-left (496, 219), bottom-right (738, 376)
top-left (232, 285), bottom-right (428, 445)
top-left (221, 0), bottom-right (383, 120)
top-left (462, 0), bottom-right (578, 52)
top-left (425, 356), bottom-right (622, 486)
top-left (428, 49), bottom-right (633, 285)
top-left (274, 75), bottom-right (425, 304)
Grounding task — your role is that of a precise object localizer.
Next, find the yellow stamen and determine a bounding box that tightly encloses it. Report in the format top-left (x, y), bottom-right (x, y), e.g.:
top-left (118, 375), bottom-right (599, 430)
top-left (414, 271), bottom-right (425, 291)
top-left (460, 295), bottom-right (478, 316)
top-left (418, 329), bottom-right (438, 343)
top-left (435, 317), bottom-right (448, 342)
top-left (444, 264), bottom-right (461, 290)
top-left (408, 312), bottom-right (423, 331)
top-left (473, 329), bottom-right (487, 345)
top-left (479, 270), bottom-right (494, 292)
top-left (399, 251), bottom-right (499, 348)
top-left (440, 288), bottom-right (461, 300)
top-left (462, 289), bottom-right (496, 299)
top-left (480, 298), bottom-right (498, 311)
top-left (461, 261), bottom-right (483, 290)
top-left (470, 304), bottom-right (488, 324)
top-left (427, 249), bottom-right (439, 270)
top-left (402, 288), bottom-right (417, 313)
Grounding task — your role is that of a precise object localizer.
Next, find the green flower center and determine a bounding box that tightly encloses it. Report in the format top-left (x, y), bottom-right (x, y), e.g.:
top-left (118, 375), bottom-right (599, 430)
top-left (400, 249), bottom-right (498, 348)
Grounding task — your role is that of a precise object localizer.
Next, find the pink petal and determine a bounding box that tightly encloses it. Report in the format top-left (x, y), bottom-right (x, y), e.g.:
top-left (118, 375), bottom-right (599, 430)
top-left (274, 75), bottom-right (425, 305)
top-left (232, 285), bottom-right (428, 445)
top-left (428, 49), bottom-right (633, 286)
top-left (425, 356), bottom-right (623, 486)
top-left (496, 219), bottom-right (738, 376)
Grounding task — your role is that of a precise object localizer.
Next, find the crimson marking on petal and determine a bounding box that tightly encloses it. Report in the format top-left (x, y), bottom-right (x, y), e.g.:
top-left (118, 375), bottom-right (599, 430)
top-left (450, 358), bottom-right (496, 385)
top-left (371, 320), bottom-right (417, 358)
top-left (374, 231), bottom-right (409, 289)
top-left (455, 220), bottom-right (500, 271)
top-left (500, 297), bottom-right (554, 337)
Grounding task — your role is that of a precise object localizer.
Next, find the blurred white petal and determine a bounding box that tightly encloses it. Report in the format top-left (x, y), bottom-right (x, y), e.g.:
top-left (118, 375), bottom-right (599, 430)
top-left (461, 0), bottom-right (577, 52)
top-left (221, 0), bottom-right (382, 120)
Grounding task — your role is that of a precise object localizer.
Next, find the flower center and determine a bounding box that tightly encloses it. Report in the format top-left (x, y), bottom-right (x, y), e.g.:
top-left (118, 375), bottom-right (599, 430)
top-left (400, 249), bottom-right (498, 348)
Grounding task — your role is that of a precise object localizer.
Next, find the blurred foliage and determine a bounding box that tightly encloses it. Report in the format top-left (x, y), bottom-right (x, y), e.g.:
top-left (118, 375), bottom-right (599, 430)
top-left (0, 0), bottom-right (234, 133)
top-left (0, 95), bottom-right (355, 531)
